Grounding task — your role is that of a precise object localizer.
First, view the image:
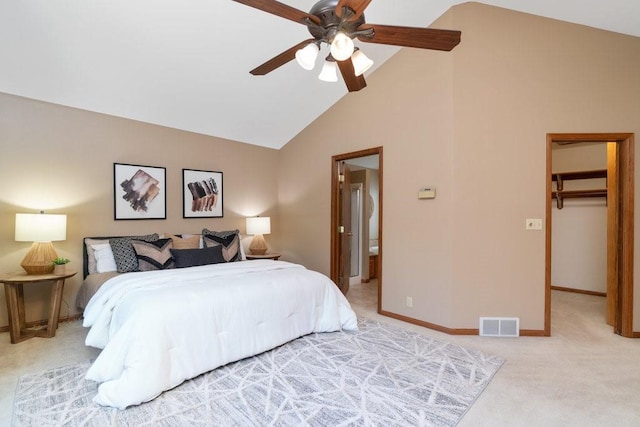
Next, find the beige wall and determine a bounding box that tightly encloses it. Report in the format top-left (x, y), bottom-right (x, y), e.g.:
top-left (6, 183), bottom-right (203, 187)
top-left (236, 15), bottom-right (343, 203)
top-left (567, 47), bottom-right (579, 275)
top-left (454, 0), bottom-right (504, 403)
top-left (279, 7), bottom-right (458, 327)
top-left (0, 93), bottom-right (279, 327)
top-left (278, 3), bottom-right (640, 332)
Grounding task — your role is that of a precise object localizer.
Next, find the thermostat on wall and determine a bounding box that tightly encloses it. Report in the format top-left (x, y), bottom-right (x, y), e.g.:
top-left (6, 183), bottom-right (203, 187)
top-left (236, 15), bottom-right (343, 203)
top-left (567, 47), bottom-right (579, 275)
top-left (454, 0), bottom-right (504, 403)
top-left (418, 187), bottom-right (436, 199)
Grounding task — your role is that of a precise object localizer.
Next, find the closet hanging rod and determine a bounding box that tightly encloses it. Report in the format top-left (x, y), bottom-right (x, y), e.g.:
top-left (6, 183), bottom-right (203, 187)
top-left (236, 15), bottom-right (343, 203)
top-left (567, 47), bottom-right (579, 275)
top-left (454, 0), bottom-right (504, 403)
top-left (552, 169), bottom-right (607, 191)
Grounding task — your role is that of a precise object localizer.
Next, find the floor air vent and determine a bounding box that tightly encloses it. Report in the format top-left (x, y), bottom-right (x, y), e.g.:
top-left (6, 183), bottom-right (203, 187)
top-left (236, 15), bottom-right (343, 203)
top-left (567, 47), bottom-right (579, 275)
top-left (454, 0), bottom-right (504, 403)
top-left (479, 317), bottom-right (520, 337)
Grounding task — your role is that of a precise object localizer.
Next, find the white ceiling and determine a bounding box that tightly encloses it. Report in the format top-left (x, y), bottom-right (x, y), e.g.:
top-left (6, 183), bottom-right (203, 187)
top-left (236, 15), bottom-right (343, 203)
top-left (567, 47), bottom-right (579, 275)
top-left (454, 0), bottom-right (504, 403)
top-left (1, 1), bottom-right (638, 149)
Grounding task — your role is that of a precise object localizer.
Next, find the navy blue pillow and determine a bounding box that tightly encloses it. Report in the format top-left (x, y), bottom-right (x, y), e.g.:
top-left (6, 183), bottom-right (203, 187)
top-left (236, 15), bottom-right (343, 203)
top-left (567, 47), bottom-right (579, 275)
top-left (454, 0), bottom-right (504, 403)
top-left (170, 246), bottom-right (225, 269)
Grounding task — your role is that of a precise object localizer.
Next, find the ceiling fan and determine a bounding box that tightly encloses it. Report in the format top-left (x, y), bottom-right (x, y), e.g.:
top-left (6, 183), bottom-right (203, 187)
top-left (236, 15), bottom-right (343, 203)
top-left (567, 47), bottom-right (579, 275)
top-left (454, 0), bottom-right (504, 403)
top-left (232, 0), bottom-right (461, 92)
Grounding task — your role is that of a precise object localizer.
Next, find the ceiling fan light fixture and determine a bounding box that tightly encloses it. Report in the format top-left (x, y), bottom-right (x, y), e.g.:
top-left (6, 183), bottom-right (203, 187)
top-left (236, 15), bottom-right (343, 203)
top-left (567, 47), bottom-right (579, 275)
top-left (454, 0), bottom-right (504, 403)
top-left (330, 31), bottom-right (354, 61)
top-left (295, 42), bottom-right (319, 70)
top-left (318, 59), bottom-right (338, 82)
top-left (352, 48), bottom-right (373, 76)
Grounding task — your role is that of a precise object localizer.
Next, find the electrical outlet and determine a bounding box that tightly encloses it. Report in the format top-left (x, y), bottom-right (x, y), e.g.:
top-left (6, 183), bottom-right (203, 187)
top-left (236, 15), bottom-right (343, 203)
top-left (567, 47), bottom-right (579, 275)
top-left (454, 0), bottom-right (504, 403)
top-left (525, 218), bottom-right (543, 230)
top-left (406, 296), bottom-right (413, 308)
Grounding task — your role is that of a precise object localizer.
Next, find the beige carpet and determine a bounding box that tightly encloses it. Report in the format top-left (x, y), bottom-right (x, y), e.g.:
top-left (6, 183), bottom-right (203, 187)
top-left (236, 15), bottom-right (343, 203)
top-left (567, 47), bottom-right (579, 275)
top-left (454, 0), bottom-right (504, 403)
top-left (2, 285), bottom-right (640, 426)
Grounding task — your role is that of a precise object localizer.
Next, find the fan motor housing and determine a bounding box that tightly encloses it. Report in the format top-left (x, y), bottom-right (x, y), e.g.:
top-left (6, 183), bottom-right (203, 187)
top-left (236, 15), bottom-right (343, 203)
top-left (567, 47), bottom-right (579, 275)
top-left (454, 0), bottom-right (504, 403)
top-left (307, 0), bottom-right (365, 41)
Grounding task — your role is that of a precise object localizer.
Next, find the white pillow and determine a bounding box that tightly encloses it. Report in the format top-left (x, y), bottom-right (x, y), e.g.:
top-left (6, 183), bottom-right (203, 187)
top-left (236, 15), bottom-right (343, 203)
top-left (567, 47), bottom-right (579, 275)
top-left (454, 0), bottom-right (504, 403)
top-left (85, 238), bottom-right (110, 275)
top-left (91, 243), bottom-right (117, 273)
top-left (239, 235), bottom-right (247, 261)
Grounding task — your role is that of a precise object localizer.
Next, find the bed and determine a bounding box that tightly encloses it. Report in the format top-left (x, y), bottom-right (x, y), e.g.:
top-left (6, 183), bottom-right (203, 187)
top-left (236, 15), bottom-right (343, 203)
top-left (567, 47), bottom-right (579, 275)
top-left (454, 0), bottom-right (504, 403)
top-left (79, 232), bottom-right (358, 409)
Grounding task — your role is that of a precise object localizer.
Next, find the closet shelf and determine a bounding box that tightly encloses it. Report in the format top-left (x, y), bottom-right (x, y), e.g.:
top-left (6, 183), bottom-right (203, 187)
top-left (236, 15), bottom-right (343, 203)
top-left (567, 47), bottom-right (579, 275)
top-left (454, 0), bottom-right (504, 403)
top-left (552, 169), bottom-right (607, 209)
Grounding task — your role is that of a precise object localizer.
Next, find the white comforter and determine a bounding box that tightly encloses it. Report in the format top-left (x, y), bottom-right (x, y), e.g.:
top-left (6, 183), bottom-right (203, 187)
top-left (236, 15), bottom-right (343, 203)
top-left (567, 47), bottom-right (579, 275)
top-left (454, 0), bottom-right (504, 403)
top-left (83, 260), bottom-right (358, 409)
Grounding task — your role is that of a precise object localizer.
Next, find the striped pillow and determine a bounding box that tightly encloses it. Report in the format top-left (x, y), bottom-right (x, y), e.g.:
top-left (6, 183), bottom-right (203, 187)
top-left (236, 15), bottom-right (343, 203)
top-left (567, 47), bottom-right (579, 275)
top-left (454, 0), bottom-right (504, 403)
top-left (202, 229), bottom-right (241, 262)
top-left (131, 238), bottom-right (175, 271)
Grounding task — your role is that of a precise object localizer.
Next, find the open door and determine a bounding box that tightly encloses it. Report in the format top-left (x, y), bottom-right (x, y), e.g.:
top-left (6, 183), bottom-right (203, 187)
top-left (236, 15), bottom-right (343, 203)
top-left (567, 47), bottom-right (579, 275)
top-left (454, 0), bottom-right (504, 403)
top-left (606, 142), bottom-right (619, 326)
top-left (337, 162), bottom-right (352, 294)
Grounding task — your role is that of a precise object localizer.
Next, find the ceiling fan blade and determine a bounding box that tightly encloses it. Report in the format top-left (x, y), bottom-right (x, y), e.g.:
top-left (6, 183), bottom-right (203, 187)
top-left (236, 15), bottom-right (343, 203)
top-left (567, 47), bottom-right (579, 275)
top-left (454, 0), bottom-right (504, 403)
top-left (232, 0), bottom-right (319, 25)
top-left (357, 24), bottom-right (461, 51)
top-left (250, 39), bottom-right (316, 75)
top-left (335, 0), bottom-right (372, 21)
top-left (337, 58), bottom-right (367, 92)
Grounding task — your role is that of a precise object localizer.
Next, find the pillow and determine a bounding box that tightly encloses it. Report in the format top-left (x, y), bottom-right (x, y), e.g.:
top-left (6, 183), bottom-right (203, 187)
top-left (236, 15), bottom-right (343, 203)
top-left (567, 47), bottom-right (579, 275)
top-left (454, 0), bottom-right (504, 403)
top-left (131, 238), bottom-right (175, 271)
top-left (109, 234), bottom-right (160, 273)
top-left (170, 246), bottom-right (225, 269)
top-left (202, 229), bottom-right (241, 262)
top-left (238, 234), bottom-right (247, 261)
top-left (165, 233), bottom-right (200, 250)
top-left (91, 244), bottom-right (118, 273)
top-left (85, 238), bottom-right (111, 275)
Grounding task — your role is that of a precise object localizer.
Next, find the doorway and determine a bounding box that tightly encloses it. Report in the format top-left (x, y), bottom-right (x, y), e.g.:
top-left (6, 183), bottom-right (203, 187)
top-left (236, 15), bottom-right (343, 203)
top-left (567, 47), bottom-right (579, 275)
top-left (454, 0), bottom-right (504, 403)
top-left (331, 147), bottom-right (382, 313)
top-left (545, 133), bottom-right (635, 337)
top-left (350, 183), bottom-right (364, 285)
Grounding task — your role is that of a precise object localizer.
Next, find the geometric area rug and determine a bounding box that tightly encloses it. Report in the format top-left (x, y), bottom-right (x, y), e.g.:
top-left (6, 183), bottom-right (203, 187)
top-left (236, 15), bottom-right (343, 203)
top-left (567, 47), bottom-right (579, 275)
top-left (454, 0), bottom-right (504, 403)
top-left (12, 318), bottom-right (504, 427)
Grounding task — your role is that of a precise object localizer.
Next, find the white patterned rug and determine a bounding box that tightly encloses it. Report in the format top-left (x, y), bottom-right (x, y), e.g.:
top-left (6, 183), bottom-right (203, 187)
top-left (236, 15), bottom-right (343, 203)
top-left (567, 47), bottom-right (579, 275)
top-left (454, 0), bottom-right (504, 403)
top-left (12, 318), bottom-right (504, 427)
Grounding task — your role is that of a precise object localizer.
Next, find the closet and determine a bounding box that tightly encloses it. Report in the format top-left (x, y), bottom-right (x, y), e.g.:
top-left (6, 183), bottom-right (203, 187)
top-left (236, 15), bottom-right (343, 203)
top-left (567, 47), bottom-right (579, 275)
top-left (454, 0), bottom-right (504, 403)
top-left (551, 169), bottom-right (607, 209)
top-left (551, 143), bottom-right (608, 296)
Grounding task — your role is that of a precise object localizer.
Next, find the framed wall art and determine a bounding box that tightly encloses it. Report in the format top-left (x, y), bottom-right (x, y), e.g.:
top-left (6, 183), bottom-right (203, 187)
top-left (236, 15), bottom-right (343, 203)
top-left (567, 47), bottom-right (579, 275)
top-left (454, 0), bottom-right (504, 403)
top-left (114, 163), bottom-right (166, 220)
top-left (183, 169), bottom-right (223, 218)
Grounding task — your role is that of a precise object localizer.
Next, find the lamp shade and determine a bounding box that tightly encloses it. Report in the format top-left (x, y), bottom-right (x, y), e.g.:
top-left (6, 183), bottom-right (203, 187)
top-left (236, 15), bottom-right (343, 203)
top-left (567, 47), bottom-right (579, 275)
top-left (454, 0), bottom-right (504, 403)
top-left (352, 49), bottom-right (374, 76)
top-left (15, 213), bottom-right (67, 242)
top-left (295, 43), bottom-right (319, 70)
top-left (318, 59), bottom-right (338, 82)
top-left (330, 32), bottom-right (354, 61)
top-left (246, 216), bottom-right (271, 236)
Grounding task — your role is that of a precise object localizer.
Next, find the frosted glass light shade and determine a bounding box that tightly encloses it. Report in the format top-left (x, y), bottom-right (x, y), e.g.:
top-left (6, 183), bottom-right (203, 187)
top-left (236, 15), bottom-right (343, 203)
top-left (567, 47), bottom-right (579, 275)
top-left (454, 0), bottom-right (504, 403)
top-left (295, 43), bottom-right (319, 70)
top-left (246, 216), bottom-right (271, 236)
top-left (352, 49), bottom-right (374, 76)
top-left (15, 213), bottom-right (67, 242)
top-left (318, 60), bottom-right (338, 82)
top-left (330, 32), bottom-right (354, 61)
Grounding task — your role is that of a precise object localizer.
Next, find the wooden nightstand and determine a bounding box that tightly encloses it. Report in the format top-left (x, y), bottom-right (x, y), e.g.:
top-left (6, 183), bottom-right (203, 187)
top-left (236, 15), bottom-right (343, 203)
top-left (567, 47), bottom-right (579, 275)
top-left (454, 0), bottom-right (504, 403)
top-left (1, 270), bottom-right (77, 344)
top-left (245, 253), bottom-right (281, 261)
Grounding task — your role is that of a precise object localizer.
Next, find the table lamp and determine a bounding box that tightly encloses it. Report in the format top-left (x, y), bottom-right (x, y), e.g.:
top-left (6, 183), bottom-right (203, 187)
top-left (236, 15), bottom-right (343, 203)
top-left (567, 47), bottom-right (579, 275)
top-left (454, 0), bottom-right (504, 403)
top-left (246, 216), bottom-right (271, 255)
top-left (15, 212), bottom-right (67, 275)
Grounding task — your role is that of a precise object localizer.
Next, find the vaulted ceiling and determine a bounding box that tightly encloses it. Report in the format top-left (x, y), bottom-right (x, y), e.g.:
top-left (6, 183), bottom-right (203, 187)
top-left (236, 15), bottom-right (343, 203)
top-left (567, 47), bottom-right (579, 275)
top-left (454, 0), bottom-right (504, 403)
top-left (1, 1), bottom-right (638, 149)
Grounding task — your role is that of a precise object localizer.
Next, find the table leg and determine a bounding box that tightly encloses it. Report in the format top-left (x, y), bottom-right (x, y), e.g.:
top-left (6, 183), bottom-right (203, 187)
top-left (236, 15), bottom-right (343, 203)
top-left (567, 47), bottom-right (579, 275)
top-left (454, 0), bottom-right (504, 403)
top-left (44, 278), bottom-right (65, 338)
top-left (4, 283), bottom-right (25, 344)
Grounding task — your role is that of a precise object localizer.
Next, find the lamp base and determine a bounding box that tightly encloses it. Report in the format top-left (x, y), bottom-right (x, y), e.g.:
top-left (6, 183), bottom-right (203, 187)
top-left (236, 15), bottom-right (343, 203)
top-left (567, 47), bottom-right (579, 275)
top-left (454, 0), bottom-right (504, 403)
top-left (249, 234), bottom-right (268, 255)
top-left (21, 242), bottom-right (57, 275)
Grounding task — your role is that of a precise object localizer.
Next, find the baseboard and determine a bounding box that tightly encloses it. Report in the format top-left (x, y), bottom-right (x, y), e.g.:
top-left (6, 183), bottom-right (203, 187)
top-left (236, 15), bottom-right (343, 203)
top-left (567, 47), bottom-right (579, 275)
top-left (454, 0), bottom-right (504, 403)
top-left (0, 313), bottom-right (82, 334)
top-left (378, 310), bottom-right (546, 336)
top-left (519, 329), bottom-right (548, 337)
top-left (551, 285), bottom-right (606, 297)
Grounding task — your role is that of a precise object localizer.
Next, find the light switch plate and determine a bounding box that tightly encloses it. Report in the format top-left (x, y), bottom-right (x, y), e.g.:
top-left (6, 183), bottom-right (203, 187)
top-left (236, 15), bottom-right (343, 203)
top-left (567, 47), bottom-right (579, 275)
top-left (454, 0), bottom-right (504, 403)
top-left (418, 187), bottom-right (436, 199)
top-left (526, 218), bottom-right (543, 230)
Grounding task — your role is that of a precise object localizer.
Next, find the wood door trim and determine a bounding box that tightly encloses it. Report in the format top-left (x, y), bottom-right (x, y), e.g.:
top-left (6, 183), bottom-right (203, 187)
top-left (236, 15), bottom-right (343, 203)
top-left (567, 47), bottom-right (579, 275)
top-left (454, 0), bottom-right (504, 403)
top-left (619, 135), bottom-right (635, 336)
top-left (546, 133), bottom-right (635, 337)
top-left (606, 142), bottom-right (619, 326)
top-left (331, 147), bottom-right (383, 312)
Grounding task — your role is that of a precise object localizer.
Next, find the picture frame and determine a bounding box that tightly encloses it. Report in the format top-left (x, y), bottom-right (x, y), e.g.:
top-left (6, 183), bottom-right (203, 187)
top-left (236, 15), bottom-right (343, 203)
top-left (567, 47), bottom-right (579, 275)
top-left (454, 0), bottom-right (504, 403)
top-left (182, 169), bottom-right (223, 218)
top-left (113, 163), bottom-right (166, 220)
